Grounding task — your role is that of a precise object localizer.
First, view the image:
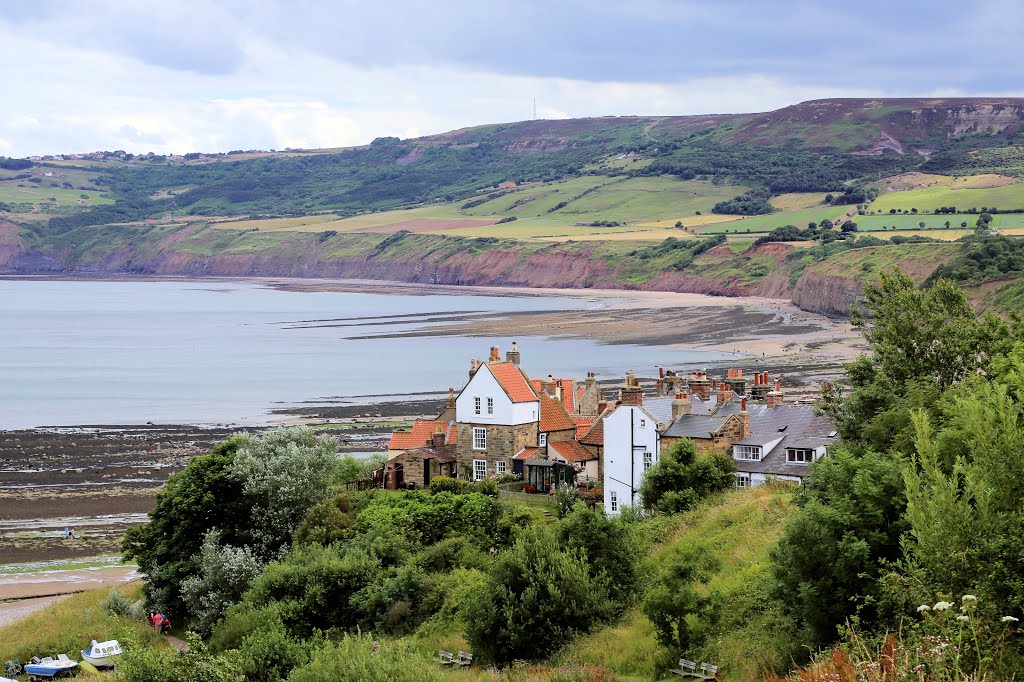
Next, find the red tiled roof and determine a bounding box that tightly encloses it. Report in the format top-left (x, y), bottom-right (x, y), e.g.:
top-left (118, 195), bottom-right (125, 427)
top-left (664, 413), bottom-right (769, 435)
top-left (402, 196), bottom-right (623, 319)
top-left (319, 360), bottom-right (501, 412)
top-left (571, 415), bottom-right (596, 441)
top-left (558, 378), bottom-right (575, 413)
top-left (488, 362), bottom-right (539, 403)
top-left (550, 440), bottom-right (594, 463)
top-left (539, 393), bottom-right (575, 433)
top-left (530, 379), bottom-right (543, 392)
top-left (579, 417), bottom-right (605, 446)
top-left (513, 446), bottom-right (542, 461)
top-left (388, 419), bottom-right (445, 450)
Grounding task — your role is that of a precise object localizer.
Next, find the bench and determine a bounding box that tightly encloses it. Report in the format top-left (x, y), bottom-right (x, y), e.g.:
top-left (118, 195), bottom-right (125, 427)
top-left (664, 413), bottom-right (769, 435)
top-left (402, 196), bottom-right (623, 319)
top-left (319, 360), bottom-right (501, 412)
top-left (439, 651), bottom-right (455, 666)
top-left (456, 651), bottom-right (473, 667)
top-left (670, 659), bottom-right (698, 676)
top-left (701, 663), bottom-right (719, 678)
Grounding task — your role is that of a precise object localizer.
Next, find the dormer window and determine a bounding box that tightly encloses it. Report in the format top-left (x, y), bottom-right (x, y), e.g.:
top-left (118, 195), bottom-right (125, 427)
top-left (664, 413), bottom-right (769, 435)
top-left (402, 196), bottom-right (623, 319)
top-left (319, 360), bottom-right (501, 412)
top-left (735, 445), bottom-right (761, 461)
top-left (787, 448), bottom-right (815, 463)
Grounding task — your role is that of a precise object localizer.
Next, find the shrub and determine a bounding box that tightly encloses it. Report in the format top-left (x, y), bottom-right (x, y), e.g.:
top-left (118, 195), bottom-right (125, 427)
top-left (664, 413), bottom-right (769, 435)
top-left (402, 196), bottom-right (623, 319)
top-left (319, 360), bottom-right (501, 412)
top-left (294, 494), bottom-right (353, 546)
top-left (288, 634), bottom-right (445, 682)
top-left (638, 439), bottom-right (736, 514)
top-left (643, 548), bottom-right (721, 656)
top-left (476, 478), bottom-right (499, 497)
top-left (179, 530), bottom-right (264, 637)
top-left (117, 633), bottom-right (241, 682)
top-left (464, 527), bottom-right (614, 665)
top-left (554, 483), bottom-right (579, 518)
top-left (106, 589), bottom-right (132, 616)
top-left (556, 503), bottom-right (638, 607)
top-left (522, 484), bottom-right (537, 494)
top-left (429, 475), bottom-right (474, 494)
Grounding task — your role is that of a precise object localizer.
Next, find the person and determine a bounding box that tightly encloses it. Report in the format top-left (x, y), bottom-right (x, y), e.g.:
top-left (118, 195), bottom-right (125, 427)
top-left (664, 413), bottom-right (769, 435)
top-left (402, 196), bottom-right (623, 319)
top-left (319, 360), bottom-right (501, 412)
top-left (63, 527), bottom-right (70, 539)
top-left (152, 611), bottom-right (164, 633)
top-left (147, 611), bottom-right (156, 627)
top-left (160, 613), bottom-right (172, 635)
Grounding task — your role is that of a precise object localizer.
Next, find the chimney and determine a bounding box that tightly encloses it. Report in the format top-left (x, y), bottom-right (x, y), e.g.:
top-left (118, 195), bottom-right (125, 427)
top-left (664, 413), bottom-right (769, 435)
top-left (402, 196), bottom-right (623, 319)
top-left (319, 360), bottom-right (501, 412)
top-left (489, 346), bottom-right (500, 363)
top-left (586, 372), bottom-right (596, 389)
top-left (597, 399), bottom-right (608, 415)
top-left (543, 374), bottom-right (557, 395)
top-left (740, 397), bottom-right (750, 438)
top-left (555, 383), bottom-right (563, 404)
top-left (767, 380), bottom-right (784, 408)
top-left (432, 430), bottom-right (446, 449)
top-left (659, 367), bottom-right (665, 379)
top-left (656, 379), bottom-right (665, 397)
top-left (447, 387), bottom-right (456, 409)
top-left (469, 358), bottom-right (479, 380)
top-left (505, 341), bottom-right (521, 366)
top-left (672, 392), bottom-right (692, 421)
top-left (620, 371), bottom-right (643, 406)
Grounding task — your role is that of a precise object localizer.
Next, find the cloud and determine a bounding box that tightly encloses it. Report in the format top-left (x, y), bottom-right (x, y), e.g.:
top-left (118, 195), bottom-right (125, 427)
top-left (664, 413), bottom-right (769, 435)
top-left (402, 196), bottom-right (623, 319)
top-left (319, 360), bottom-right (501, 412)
top-left (0, 1), bottom-right (1022, 157)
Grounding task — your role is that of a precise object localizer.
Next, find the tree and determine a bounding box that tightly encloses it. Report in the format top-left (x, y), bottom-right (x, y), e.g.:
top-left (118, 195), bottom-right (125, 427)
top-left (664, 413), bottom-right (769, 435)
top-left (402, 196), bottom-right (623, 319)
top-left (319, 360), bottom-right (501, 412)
top-left (643, 549), bottom-right (721, 655)
top-left (464, 528), bottom-right (612, 665)
top-left (770, 449), bottom-right (908, 647)
top-left (638, 439), bottom-right (735, 514)
top-left (555, 504), bottom-right (638, 607)
top-left (945, 220), bottom-right (951, 229)
top-left (840, 220), bottom-right (858, 233)
top-left (918, 221), bottom-right (926, 229)
top-left (825, 193), bottom-right (835, 204)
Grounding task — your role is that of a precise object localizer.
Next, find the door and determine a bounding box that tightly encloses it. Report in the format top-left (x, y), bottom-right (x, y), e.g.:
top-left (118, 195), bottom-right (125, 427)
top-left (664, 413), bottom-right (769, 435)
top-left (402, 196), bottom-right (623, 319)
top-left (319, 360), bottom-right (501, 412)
top-left (423, 458), bottom-right (431, 486)
top-left (513, 460), bottom-right (524, 476)
top-left (394, 463), bottom-right (404, 489)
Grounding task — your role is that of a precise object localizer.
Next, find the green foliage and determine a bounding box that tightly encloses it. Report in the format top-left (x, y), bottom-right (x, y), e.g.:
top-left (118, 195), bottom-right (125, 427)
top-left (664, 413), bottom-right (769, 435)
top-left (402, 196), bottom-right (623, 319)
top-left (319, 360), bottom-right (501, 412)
top-left (428, 475), bottom-right (473, 494)
top-left (105, 588), bottom-right (132, 616)
top-left (642, 548), bottom-right (721, 656)
top-left (712, 187), bottom-right (774, 215)
top-left (904, 372), bottom-right (1024, 618)
top-left (293, 493), bottom-right (354, 546)
top-left (180, 530), bottom-right (264, 637)
top-left (638, 439), bottom-right (736, 514)
top-left (555, 504), bottom-right (638, 607)
top-left (476, 478), bottom-right (499, 497)
top-left (464, 527), bottom-right (614, 665)
top-left (116, 633), bottom-right (241, 682)
top-left (927, 234), bottom-right (1024, 286)
top-left (553, 483), bottom-right (579, 517)
top-left (769, 449), bottom-right (908, 647)
top-left (287, 634), bottom-right (446, 682)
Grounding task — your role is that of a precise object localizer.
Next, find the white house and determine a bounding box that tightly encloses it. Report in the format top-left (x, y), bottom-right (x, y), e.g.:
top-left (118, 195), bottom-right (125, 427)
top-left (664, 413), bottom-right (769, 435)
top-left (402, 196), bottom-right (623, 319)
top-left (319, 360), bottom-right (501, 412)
top-left (602, 403), bottom-right (660, 515)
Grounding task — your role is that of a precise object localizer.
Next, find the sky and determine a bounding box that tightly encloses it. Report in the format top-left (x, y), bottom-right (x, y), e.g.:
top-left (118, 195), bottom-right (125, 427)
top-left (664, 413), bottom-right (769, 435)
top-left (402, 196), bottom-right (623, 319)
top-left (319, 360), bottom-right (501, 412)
top-left (2, 0), bottom-right (1022, 157)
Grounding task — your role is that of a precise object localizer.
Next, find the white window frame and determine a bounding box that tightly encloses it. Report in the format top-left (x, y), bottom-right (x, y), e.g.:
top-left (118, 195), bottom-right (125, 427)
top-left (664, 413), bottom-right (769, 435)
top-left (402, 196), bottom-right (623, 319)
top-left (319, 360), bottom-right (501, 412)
top-left (640, 418), bottom-right (646, 428)
top-left (787, 448), bottom-right (814, 463)
top-left (473, 459), bottom-right (487, 481)
top-left (736, 473), bottom-right (750, 488)
top-left (474, 397), bottom-right (481, 415)
top-left (735, 445), bottom-right (762, 461)
top-left (472, 427), bottom-right (487, 451)
top-left (539, 432), bottom-right (547, 447)
top-left (487, 397), bottom-right (494, 415)
top-left (495, 460), bottom-right (507, 475)
top-left (643, 451), bottom-right (653, 471)
top-left (610, 490), bottom-right (618, 512)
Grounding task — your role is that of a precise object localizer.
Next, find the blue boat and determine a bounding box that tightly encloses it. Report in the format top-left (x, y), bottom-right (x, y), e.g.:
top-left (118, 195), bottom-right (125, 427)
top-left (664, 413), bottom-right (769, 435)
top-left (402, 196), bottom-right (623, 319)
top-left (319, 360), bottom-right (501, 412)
top-left (24, 655), bottom-right (78, 679)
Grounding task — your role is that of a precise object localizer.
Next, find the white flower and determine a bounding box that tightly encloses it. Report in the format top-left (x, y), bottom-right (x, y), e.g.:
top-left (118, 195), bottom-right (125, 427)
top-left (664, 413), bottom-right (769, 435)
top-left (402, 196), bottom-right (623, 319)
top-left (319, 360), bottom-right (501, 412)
top-left (962, 594), bottom-right (978, 604)
top-left (917, 604), bottom-right (931, 613)
top-left (957, 615), bottom-right (970, 622)
top-left (1001, 616), bottom-right (1020, 623)
top-left (933, 601), bottom-right (953, 611)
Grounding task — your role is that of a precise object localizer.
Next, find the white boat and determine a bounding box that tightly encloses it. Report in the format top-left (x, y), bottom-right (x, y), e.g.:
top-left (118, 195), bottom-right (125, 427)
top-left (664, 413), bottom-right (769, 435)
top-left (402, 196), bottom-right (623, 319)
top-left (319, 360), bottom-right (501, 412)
top-left (81, 639), bottom-right (123, 668)
top-left (23, 655), bottom-right (78, 678)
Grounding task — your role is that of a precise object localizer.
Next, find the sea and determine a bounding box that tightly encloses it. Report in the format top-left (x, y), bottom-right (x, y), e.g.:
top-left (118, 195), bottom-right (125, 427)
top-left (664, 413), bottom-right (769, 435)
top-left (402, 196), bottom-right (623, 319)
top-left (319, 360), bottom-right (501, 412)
top-left (0, 278), bottom-right (738, 429)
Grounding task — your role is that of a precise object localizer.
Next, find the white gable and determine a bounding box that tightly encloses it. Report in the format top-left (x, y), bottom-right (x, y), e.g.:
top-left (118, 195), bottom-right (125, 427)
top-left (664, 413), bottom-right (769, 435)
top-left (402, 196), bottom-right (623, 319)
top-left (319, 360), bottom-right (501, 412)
top-left (456, 365), bottom-right (538, 425)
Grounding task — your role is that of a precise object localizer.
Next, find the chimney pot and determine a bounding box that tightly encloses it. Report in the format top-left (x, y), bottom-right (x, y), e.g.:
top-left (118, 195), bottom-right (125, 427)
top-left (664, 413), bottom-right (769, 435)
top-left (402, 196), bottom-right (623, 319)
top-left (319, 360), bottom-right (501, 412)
top-left (489, 346), bottom-right (500, 363)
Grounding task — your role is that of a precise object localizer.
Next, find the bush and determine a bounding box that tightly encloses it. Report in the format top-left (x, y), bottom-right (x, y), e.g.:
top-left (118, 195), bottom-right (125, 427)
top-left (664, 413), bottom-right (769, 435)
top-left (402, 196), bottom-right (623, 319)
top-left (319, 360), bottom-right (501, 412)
top-left (476, 478), bottom-right (498, 497)
top-left (555, 504), bottom-right (638, 607)
top-left (554, 483), bottom-right (579, 518)
top-left (106, 589), bottom-right (132, 616)
top-left (429, 475), bottom-right (474, 494)
top-left (464, 527), bottom-right (614, 665)
top-left (294, 494), bottom-right (353, 546)
top-left (288, 634), bottom-right (445, 682)
top-left (179, 530), bottom-right (264, 636)
top-left (638, 439), bottom-right (736, 514)
top-left (643, 549), bottom-right (721, 656)
top-left (117, 633), bottom-right (241, 682)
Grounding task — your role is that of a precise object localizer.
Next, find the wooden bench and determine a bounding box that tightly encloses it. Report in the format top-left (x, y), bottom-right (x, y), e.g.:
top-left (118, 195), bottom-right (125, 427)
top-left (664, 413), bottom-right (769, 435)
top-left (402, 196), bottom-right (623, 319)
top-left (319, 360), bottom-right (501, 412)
top-left (669, 658), bottom-right (718, 679)
top-left (701, 663), bottom-right (719, 678)
top-left (455, 651), bottom-right (473, 667)
top-left (439, 651), bottom-right (455, 666)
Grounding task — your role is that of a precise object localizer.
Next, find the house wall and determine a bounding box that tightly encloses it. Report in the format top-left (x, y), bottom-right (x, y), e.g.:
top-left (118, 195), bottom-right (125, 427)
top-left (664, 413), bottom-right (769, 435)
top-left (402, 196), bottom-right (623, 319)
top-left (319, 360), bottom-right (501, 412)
top-left (455, 421), bottom-right (538, 480)
top-left (660, 417), bottom-right (745, 455)
top-left (455, 366), bottom-right (538, 426)
top-left (602, 406), bottom-right (659, 515)
top-left (737, 472), bottom-right (804, 487)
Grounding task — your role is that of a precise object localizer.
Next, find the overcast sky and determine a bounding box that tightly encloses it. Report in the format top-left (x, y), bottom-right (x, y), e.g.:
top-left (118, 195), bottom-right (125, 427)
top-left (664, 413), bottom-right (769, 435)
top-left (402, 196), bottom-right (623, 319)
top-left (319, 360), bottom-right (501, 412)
top-left (2, 0), bottom-right (1021, 157)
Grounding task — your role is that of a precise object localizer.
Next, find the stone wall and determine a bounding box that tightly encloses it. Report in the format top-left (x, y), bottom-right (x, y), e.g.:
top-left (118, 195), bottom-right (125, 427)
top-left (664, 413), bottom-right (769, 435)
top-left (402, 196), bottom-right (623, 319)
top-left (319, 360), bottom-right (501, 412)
top-left (456, 421), bottom-right (538, 478)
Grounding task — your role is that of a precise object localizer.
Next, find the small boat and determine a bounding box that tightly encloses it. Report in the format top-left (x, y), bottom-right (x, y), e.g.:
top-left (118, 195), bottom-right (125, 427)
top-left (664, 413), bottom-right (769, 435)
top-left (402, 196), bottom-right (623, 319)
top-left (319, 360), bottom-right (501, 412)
top-left (24, 655), bottom-right (78, 678)
top-left (81, 639), bottom-right (123, 668)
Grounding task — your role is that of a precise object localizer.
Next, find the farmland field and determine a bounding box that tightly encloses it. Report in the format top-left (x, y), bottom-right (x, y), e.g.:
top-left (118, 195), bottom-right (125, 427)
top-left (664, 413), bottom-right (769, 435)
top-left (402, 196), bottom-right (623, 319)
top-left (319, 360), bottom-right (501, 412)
top-left (770, 192), bottom-right (830, 211)
top-left (0, 185), bottom-right (112, 206)
top-left (697, 206), bottom-right (849, 234)
top-left (869, 180), bottom-right (1024, 213)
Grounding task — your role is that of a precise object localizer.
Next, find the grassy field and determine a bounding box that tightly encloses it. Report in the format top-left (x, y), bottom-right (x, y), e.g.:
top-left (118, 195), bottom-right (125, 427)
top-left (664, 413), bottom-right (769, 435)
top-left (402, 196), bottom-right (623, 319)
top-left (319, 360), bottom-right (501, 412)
top-left (697, 206), bottom-right (849, 234)
top-left (770, 192), bottom-right (830, 211)
top-left (0, 185), bottom-right (112, 207)
top-left (0, 583), bottom-right (167, 664)
top-left (869, 179), bottom-right (1024, 213)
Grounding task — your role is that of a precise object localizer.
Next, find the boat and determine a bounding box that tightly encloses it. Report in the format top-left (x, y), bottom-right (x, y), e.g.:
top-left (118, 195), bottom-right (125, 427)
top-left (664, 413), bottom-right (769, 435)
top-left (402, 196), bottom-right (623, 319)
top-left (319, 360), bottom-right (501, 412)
top-left (81, 639), bottom-right (123, 668)
top-left (23, 655), bottom-right (78, 679)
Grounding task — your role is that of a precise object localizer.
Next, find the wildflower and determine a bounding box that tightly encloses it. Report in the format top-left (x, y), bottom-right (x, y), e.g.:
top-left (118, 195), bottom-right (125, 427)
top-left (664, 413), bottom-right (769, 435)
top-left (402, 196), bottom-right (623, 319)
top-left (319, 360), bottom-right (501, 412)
top-left (962, 594), bottom-right (978, 611)
top-left (917, 604), bottom-right (931, 613)
top-left (957, 615), bottom-right (969, 622)
top-left (933, 601), bottom-right (953, 611)
top-left (1001, 616), bottom-right (1020, 623)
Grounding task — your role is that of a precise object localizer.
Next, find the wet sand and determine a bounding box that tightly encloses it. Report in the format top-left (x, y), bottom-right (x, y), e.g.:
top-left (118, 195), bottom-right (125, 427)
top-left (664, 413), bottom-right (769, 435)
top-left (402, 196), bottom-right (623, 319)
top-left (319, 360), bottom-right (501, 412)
top-left (0, 565), bottom-right (139, 627)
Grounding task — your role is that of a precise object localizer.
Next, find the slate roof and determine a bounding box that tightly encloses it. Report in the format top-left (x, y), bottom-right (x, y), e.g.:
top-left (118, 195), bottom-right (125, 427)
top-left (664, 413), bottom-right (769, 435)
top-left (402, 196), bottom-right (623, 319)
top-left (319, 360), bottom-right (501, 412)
top-left (403, 445), bottom-right (456, 463)
top-left (662, 414), bottom-right (733, 439)
top-left (539, 392), bottom-right (575, 433)
top-left (488, 362), bottom-right (539, 403)
top-left (389, 419), bottom-right (447, 450)
top-left (549, 440), bottom-right (595, 462)
top-left (642, 396), bottom-right (676, 425)
top-left (731, 404), bottom-right (837, 478)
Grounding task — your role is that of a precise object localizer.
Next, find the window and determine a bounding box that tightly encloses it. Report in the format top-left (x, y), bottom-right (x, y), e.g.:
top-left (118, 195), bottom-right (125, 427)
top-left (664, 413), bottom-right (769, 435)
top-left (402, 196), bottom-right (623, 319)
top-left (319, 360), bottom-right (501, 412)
top-left (496, 460), bottom-right (507, 475)
top-left (473, 459), bottom-right (487, 481)
top-left (787, 448), bottom-right (814, 463)
top-left (735, 445), bottom-right (762, 461)
top-left (539, 433), bottom-right (547, 447)
top-left (472, 427), bottom-right (487, 450)
top-left (643, 451), bottom-right (653, 471)
top-left (640, 419), bottom-right (646, 428)
top-left (736, 473), bottom-right (750, 488)
top-left (610, 490), bottom-right (618, 512)
top-left (474, 397), bottom-right (481, 415)
top-left (487, 397), bottom-right (494, 415)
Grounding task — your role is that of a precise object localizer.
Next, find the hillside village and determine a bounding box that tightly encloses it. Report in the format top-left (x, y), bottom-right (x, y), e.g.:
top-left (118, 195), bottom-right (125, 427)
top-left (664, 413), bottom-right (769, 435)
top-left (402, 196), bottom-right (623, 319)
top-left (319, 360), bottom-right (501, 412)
top-left (385, 343), bottom-right (837, 514)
